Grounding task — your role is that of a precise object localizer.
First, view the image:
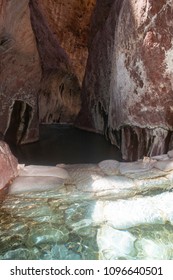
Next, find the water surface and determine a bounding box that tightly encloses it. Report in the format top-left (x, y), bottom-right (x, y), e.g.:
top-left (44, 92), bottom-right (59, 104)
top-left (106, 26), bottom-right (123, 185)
top-left (10, 124), bottom-right (122, 165)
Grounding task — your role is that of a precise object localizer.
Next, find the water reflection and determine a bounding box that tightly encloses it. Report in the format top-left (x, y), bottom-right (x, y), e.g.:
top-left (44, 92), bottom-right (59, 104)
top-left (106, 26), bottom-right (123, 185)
top-left (10, 124), bottom-right (122, 165)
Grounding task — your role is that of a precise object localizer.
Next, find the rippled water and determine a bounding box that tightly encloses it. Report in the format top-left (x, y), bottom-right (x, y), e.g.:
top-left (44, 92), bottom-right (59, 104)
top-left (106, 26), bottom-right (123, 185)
top-left (1, 125), bottom-right (173, 260)
top-left (1, 191), bottom-right (173, 260)
top-left (1, 163), bottom-right (173, 260)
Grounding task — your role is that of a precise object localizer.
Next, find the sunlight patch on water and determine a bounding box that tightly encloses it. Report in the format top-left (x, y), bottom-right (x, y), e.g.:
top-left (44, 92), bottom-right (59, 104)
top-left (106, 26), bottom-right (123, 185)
top-left (1, 161), bottom-right (173, 260)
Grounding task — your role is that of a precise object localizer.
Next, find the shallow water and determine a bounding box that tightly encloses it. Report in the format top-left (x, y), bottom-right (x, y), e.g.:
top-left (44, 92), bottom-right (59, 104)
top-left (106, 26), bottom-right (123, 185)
top-left (1, 190), bottom-right (173, 260)
top-left (1, 163), bottom-right (173, 260)
top-left (1, 126), bottom-right (173, 260)
top-left (10, 124), bottom-right (123, 165)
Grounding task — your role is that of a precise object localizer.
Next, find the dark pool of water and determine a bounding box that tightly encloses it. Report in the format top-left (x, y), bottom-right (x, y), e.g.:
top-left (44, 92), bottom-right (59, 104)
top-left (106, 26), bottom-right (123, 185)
top-left (10, 124), bottom-right (123, 165)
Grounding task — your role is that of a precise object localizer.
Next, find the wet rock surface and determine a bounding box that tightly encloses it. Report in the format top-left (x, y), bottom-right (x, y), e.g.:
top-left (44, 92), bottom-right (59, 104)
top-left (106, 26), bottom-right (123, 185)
top-left (1, 152), bottom-right (173, 260)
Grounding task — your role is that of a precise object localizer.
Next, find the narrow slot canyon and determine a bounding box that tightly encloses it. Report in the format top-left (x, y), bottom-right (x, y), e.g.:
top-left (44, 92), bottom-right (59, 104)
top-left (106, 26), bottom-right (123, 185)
top-left (1, 0), bottom-right (173, 261)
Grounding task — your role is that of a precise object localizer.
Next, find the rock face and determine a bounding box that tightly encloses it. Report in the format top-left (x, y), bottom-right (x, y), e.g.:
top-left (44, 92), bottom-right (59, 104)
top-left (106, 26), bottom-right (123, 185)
top-left (38, 69), bottom-right (81, 124)
top-left (0, 0), bottom-right (41, 144)
top-left (1, 0), bottom-right (173, 159)
top-left (0, 141), bottom-right (18, 190)
top-left (35, 0), bottom-right (96, 84)
top-left (77, 0), bottom-right (173, 160)
top-left (29, 0), bottom-right (82, 124)
top-left (0, 0), bottom-right (94, 140)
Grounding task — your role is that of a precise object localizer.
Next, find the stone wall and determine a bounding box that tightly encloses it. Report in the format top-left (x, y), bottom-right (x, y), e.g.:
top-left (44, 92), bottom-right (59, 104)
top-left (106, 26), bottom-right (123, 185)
top-left (35, 0), bottom-right (96, 85)
top-left (0, 0), bottom-right (41, 144)
top-left (38, 70), bottom-right (81, 124)
top-left (0, 0), bottom-right (94, 138)
top-left (77, 0), bottom-right (173, 160)
top-left (29, 0), bottom-right (83, 124)
top-left (1, 0), bottom-right (173, 159)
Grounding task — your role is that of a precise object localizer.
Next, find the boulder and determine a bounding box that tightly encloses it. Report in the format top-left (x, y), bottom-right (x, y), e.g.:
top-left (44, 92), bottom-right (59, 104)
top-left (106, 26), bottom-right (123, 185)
top-left (154, 160), bottom-right (173, 172)
top-left (8, 176), bottom-right (64, 194)
top-left (167, 150), bottom-right (173, 159)
top-left (18, 165), bottom-right (69, 179)
top-left (0, 141), bottom-right (18, 190)
top-left (98, 159), bottom-right (120, 175)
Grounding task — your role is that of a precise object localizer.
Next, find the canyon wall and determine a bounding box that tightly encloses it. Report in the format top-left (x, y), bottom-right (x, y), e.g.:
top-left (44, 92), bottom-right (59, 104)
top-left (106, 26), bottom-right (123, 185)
top-left (0, 0), bottom-right (94, 141)
top-left (36, 0), bottom-right (96, 85)
top-left (29, 0), bottom-right (95, 124)
top-left (0, 0), bottom-right (41, 144)
top-left (1, 0), bottom-right (173, 161)
top-left (77, 0), bottom-right (173, 160)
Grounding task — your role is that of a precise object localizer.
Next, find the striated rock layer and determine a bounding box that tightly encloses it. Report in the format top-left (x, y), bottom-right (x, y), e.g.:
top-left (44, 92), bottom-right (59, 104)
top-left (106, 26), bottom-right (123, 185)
top-left (77, 0), bottom-right (173, 160)
top-left (0, 0), bottom-right (41, 144)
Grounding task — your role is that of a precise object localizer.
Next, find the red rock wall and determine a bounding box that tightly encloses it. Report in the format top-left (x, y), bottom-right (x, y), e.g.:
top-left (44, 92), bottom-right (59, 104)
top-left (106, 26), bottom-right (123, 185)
top-left (36, 0), bottom-right (96, 84)
top-left (39, 70), bottom-right (81, 124)
top-left (0, 0), bottom-right (41, 144)
top-left (1, 0), bottom-right (172, 160)
top-left (109, 0), bottom-right (173, 160)
top-left (0, 0), bottom-right (89, 137)
top-left (29, 0), bottom-right (70, 73)
top-left (29, 0), bottom-right (82, 124)
top-left (77, 0), bottom-right (173, 160)
top-left (76, 0), bottom-right (123, 132)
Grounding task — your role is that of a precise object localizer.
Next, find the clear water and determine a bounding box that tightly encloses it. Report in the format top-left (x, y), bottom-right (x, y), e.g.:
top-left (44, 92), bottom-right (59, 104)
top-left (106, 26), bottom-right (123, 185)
top-left (1, 125), bottom-right (173, 260)
top-left (1, 176), bottom-right (173, 260)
